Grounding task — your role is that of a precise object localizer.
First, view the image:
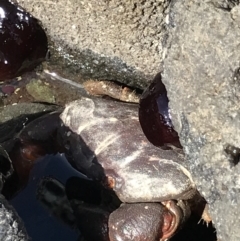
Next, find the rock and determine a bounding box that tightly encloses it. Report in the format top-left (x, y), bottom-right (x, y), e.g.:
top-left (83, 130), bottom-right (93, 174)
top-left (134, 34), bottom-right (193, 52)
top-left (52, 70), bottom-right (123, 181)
top-left (26, 79), bottom-right (56, 103)
top-left (0, 194), bottom-right (29, 240)
top-left (15, 0), bottom-right (170, 89)
top-left (162, 0), bottom-right (240, 240)
top-left (0, 103), bottom-right (59, 124)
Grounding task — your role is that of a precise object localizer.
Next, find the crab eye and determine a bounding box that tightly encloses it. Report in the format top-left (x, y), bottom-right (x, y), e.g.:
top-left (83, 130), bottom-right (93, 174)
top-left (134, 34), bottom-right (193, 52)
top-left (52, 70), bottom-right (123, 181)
top-left (139, 73), bottom-right (181, 149)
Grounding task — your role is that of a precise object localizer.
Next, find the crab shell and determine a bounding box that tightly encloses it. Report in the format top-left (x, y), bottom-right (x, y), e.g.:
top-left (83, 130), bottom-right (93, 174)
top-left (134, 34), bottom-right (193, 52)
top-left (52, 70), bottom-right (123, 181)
top-left (60, 97), bottom-right (196, 204)
top-left (59, 97), bottom-right (198, 240)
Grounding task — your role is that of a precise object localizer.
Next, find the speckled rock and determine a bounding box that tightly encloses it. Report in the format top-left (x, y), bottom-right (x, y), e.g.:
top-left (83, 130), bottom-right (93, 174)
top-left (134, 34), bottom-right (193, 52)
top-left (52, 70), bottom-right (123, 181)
top-left (0, 194), bottom-right (29, 240)
top-left (16, 0), bottom-right (170, 89)
top-left (162, 0), bottom-right (240, 240)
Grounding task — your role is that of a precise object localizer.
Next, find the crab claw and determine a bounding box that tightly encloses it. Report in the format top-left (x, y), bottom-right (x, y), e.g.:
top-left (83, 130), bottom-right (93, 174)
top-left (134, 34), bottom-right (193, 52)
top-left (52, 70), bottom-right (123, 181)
top-left (109, 200), bottom-right (190, 241)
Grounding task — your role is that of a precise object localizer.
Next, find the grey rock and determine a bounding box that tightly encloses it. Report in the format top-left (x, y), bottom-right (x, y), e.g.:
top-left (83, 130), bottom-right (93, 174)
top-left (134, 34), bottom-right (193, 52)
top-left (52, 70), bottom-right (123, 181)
top-left (162, 0), bottom-right (240, 240)
top-left (0, 103), bottom-right (59, 124)
top-left (0, 103), bottom-right (60, 149)
top-left (0, 194), bottom-right (29, 240)
top-left (15, 0), bottom-right (170, 89)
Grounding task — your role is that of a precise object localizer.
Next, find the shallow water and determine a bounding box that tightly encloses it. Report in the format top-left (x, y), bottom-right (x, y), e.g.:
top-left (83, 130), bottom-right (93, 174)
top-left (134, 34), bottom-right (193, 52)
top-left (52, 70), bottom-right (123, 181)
top-left (10, 154), bottom-right (84, 241)
top-left (8, 152), bottom-right (217, 241)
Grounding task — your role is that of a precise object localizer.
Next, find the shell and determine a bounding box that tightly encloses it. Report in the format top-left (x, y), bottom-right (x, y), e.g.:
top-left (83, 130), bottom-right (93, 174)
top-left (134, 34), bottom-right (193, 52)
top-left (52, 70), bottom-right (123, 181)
top-left (0, 0), bottom-right (48, 80)
top-left (60, 97), bottom-right (196, 203)
top-left (139, 73), bottom-right (181, 149)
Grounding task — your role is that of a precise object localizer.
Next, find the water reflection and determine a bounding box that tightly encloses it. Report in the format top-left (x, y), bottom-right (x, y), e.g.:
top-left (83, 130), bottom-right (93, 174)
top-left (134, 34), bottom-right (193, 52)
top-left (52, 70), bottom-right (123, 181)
top-left (10, 153), bottom-right (85, 241)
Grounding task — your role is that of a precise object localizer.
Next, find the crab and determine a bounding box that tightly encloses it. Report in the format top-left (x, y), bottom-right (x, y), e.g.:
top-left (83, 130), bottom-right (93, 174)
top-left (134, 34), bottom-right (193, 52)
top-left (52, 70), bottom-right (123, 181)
top-left (0, 92), bottom-right (209, 241)
top-left (58, 96), bottom-right (206, 241)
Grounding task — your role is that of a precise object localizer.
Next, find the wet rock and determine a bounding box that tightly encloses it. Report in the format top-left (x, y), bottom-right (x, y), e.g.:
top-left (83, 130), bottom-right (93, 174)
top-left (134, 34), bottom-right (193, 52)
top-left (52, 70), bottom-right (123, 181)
top-left (26, 79), bottom-right (56, 103)
top-left (0, 103), bottom-right (61, 198)
top-left (0, 102), bottom-right (59, 124)
top-left (0, 194), bottom-right (29, 240)
top-left (16, 0), bottom-right (171, 89)
top-left (162, 0), bottom-right (240, 240)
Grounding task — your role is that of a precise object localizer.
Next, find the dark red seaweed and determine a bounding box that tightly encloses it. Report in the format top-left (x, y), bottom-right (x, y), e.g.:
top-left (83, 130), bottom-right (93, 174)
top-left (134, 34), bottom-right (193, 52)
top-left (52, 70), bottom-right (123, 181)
top-left (0, 0), bottom-right (48, 80)
top-left (139, 73), bottom-right (181, 149)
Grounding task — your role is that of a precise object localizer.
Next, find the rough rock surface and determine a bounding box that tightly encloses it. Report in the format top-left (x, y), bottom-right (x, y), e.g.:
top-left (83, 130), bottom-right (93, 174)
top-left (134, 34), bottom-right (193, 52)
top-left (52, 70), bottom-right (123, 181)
top-left (162, 0), bottom-right (240, 240)
top-left (0, 103), bottom-right (59, 123)
top-left (0, 194), bottom-right (29, 240)
top-left (16, 0), bottom-right (170, 89)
